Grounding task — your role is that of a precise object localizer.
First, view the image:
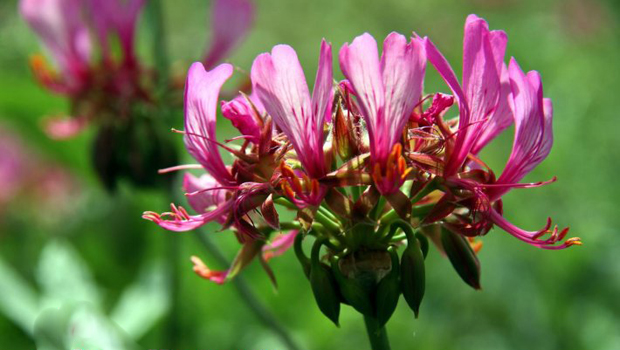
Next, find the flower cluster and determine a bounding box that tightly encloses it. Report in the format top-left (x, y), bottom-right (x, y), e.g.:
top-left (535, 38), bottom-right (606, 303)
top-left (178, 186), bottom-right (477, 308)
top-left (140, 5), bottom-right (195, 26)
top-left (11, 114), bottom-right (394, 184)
top-left (144, 15), bottom-right (580, 325)
top-left (21, 0), bottom-right (254, 189)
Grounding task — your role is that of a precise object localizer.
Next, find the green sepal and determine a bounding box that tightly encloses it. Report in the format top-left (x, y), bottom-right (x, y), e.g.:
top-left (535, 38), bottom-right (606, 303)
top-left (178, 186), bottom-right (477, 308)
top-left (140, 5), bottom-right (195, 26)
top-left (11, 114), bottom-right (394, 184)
top-left (440, 227), bottom-right (481, 290)
top-left (375, 246), bottom-right (401, 327)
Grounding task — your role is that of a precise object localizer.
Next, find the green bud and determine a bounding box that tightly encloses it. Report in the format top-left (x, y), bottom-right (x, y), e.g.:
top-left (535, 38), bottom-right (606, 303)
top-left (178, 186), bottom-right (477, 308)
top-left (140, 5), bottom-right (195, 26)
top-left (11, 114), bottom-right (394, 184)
top-left (396, 221), bottom-right (425, 318)
top-left (331, 256), bottom-right (374, 317)
top-left (440, 227), bottom-right (481, 290)
top-left (375, 246), bottom-right (401, 327)
top-left (309, 239), bottom-right (341, 326)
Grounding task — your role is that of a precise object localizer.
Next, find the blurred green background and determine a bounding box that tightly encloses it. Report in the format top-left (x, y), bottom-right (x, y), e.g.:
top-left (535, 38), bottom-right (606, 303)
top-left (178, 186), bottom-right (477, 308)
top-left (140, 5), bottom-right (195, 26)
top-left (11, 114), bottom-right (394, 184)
top-left (1, 0), bottom-right (619, 349)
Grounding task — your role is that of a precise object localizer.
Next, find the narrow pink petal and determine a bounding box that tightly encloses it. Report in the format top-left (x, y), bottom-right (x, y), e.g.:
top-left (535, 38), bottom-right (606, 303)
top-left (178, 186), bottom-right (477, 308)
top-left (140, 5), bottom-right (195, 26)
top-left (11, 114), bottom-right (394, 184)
top-left (184, 62), bottom-right (236, 185)
top-left (204, 0), bottom-right (254, 69)
top-left (143, 201), bottom-right (234, 232)
top-left (183, 173), bottom-right (228, 224)
top-left (339, 33), bottom-right (385, 159)
top-left (252, 44), bottom-right (328, 178)
top-left (312, 40), bottom-right (333, 126)
top-left (488, 209), bottom-right (574, 250)
top-left (491, 59), bottom-right (552, 199)
top-left (380, 33), bottom-right (426, 160)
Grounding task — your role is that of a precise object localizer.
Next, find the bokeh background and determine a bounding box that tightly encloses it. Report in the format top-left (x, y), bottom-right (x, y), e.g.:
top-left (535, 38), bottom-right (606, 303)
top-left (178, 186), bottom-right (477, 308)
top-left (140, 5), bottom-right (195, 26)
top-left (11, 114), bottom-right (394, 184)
top-left (1, 0), bottom-right (619, 349)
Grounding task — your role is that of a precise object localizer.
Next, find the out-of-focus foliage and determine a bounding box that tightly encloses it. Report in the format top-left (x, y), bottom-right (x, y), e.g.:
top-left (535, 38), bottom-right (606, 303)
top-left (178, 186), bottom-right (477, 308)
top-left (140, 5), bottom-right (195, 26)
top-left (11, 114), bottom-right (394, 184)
top-left (0, 0), bottom-right (618, 349)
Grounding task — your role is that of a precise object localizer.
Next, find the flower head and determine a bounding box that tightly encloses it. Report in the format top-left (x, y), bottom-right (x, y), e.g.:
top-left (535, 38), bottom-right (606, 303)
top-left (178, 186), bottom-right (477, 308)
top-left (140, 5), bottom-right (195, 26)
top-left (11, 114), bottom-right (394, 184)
top-left (145, 15), bottom-right (580, 326)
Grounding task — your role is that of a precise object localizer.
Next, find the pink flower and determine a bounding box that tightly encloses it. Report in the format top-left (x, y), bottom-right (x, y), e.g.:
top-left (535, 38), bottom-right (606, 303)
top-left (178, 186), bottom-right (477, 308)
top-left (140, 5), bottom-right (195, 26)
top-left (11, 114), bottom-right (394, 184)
top-left (20, 0), bottom-right (92, 92)
top-left (203, 0), bottom-right (255, 69)
top-left (425, 14), bottom-right (510, 176)
top-left (339, 32), bottom-right (426, 194)
top-left (251, 41), bottom-right (333, 180)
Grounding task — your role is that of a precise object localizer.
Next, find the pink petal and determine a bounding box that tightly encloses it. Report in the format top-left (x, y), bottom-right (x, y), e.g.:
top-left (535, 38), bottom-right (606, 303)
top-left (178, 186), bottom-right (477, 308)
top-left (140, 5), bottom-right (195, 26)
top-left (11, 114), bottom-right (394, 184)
top-left (251, 44), bottom-right (328, 178)
top-left (143, 201), bottom-right (234, 232)
top-left (221, 93), bottom-right (262, 142)
top-left (339, 33), bottom-right (386, 159)
top-left (184, 62), bottom-right (236, 185)
top-left (204, 0), bottom-right (254, 69)
top-left (380, 33), bottom-right (426, 161)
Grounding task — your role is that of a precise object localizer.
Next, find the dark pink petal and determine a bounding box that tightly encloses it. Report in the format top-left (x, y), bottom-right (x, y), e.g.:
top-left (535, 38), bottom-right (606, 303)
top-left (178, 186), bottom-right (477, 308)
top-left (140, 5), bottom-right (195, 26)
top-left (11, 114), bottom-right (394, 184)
top-left (184, 62), bottom-right (236, 185)
top-left (183, 173), bottom-right (228, 224)
top-left (380, 33), bottom-right (426, 161)
top-left (251, 44), bottom-right (329, 178)
top-left (204, 0), bottom-right (254, 69)
top-left (490, 59), bottom-right (553, 199)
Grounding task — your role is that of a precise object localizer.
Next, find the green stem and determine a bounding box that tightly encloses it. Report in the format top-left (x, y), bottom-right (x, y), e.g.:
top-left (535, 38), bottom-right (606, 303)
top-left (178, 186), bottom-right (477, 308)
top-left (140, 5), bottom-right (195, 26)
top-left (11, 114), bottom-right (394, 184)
top-left (363, 315), bottom-right (391, 350)
top-left (195, 230), bottom-right (303, 350)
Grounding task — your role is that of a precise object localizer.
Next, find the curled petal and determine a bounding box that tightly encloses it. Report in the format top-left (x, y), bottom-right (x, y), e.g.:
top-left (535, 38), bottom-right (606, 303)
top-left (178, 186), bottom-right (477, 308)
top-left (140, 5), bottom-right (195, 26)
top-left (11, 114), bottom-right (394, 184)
top-left (191, 256), bottom-right (228, 284)
top-left (262, 230), bottom-right (300, 261)
top-left (184, 62), bottom-right (236, 185)
top-left (183, 173), bottom-right (228, 223)
top-left (142, 201), bottom-right (233, 232)
top-left (221, 92), bottom-right (263, 142)
top-left (204, 0), bottom-right (254, 69)
top-left (490, 59), bottom-right (553, 200)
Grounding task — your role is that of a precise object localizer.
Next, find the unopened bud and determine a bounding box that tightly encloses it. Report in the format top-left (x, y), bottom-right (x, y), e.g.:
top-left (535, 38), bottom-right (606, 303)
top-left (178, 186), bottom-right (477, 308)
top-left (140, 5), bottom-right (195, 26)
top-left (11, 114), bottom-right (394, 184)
top-left (396, 221), bottom-right (426, 318)
top-left (309, 239), bottom-right (341, 326)
top-left (440, 226), bottom-right (481, 290)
